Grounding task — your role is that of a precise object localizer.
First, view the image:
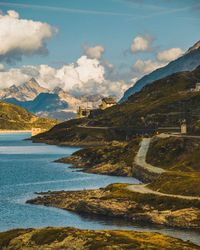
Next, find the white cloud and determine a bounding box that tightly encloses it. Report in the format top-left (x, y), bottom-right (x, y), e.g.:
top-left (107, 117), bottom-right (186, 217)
top-left (157, 48), bottom-right (184, 62)
top-left (0, 55), bottom-right (131, 99)
top-left (133, 59), bottom-right (164, 74)
top-left (7, 10), bottom-right (19, 18)
top-left (84, 45), bottom-right (105, 59)
top-left (0, 10), bottom-right (56, 63)
top-left (0, 64), bottom-right (5, 71)
top-left (131, 35), bottom-right (152, 53)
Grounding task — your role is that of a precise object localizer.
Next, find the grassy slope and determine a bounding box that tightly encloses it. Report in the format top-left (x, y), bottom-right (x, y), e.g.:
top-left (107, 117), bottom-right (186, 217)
top-left (147, 137), bottom-right (200, 196)
top-left (0, 227), bottom-right (198, 250)
top-left (0, 101), bottom-right (57, 130)
top-left (33, 66), bottom-right (200, 144)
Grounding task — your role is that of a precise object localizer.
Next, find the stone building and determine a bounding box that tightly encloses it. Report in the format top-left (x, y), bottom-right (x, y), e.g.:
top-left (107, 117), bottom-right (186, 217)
top-left (195, 82), bottom-right (200, 91)
top-left (99, 97), bottom-right (116, 110)
top-left (77, 106), bottom-right (91, 118)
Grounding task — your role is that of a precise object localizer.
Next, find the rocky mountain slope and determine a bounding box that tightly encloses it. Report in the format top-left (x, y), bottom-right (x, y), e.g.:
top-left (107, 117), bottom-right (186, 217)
top-left (0, 101), bottom-right (57, 130)
top-left (120, 40), bottom-right (200, 102)
top-left (0, 78), bottom-right (49, 101)
top-left (4, 93), bottom-right (73, 120)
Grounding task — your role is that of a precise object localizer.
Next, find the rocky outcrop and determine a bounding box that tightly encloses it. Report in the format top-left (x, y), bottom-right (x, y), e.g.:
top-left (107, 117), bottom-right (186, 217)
top-left (27, 184), bottom-right (200, 230)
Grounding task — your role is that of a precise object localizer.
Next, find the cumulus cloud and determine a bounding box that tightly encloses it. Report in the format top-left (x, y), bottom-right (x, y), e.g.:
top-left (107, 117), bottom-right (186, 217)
top-left (0, 10), bottom-right (56, 63)
top-left (0, 55), bottom-right (131, 99)
top-left (84, 45), bottom-right (105, 59)
top-left (156, 48), bottom-right (184, 62)
top-left (0, 64), bottom-right (5, 71)
top-left (133, 59), bottom-right (164, 74)
top-left (131, 35), bottom-right (153, 53)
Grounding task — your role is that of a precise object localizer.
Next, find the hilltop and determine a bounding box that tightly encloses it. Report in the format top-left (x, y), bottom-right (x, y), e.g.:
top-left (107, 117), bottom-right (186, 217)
top-left (0, 101), bottom-right (57, 130)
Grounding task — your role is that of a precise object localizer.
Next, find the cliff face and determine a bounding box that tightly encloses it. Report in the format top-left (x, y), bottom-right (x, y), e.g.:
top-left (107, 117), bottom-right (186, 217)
top-left (120, 41), bottom-right (200, 102)
top-left (1, 227), bottom-right (198, 250)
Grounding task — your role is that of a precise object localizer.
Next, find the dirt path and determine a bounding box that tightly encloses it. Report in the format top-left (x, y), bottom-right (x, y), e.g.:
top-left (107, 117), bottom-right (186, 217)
top-left (127, 184), bottom-right (200, 200)
top-left (134, 138), bottom-right (165, 174)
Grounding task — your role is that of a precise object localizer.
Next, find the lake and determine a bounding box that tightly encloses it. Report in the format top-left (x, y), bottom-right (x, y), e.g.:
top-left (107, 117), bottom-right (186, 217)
top-left (0, 133), bottom-right (199, 245)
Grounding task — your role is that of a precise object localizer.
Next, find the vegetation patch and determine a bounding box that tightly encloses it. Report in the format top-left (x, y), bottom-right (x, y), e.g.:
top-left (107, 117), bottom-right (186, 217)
top-left (57, 138), bottom-right (140, 177)
top-left (0, 101), bottom-right (57, 130)
top-left (147, 137), bottom-right (200, 172)
top-left (0, 227), bottom-right (199, 249)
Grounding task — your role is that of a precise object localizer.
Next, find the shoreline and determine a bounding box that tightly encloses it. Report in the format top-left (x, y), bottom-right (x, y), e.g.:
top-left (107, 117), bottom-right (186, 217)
top-left (27, 183), bottom-right (200, 232)
top-left (0, 130), bottom-right (32, 134)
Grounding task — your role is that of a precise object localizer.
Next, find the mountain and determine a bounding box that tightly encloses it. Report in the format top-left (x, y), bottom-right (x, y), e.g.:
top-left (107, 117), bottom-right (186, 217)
top-left (4, 93), bottom-right (75, 121)
top-left (0, 101), bottom-right (57, 130)
top-left (5, 93), bottom-right (68, 113)
top-left (32, 65), bottom-right (200, 145)
top-left (120, 40), bottom-right (200, 102)
top-left (0, 79), bottom-right (104, 120)
top-left (0, 78), bottom-right (49, 101)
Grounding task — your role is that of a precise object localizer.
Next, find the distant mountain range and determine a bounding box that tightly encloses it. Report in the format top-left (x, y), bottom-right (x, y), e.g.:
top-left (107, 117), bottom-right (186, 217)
top-left (5, 92), bottom-right (68, 111)
top-left (0, 78), bottom-right (103, 121)
top-left (0, 78), bottom-right (48, 101)
top-left (120, 40), bottom-right (200, 102)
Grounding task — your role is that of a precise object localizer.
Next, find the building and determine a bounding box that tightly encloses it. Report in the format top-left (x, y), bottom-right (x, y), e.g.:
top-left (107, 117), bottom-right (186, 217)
top-left (77, 106), bottom-right (91, 118)
top-left (99, 97), bottom-right (117, 110)
top-left (195, 82), bottom-right (200, 91)
top-left (180, 120), bottom-right (187, 134)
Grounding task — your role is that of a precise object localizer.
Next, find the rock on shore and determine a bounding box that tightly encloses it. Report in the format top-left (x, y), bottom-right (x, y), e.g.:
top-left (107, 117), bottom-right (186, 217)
top-left (27, 184), bottom-right (200, 230)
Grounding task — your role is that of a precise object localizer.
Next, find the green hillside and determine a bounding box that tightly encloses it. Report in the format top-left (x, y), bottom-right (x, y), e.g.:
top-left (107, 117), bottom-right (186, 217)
top-left (32, 65), bottom-right (200, 144)
top-left (0, 101), bottom-right (57, 130)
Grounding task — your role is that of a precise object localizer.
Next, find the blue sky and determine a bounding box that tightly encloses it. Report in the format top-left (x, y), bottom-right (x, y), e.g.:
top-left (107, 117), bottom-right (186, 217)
top-left (0, 0), bottom-right (199, 97)
top-left (0, 0), bottom-right (199, 67)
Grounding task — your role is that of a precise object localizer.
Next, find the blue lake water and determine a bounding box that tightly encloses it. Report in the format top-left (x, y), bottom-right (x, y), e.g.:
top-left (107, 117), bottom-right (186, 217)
top-left (0, 133), bottom-right (199, 245)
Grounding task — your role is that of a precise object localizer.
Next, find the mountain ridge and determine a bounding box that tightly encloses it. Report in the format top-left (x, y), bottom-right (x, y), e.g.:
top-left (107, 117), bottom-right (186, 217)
top-left (120, 40), bottom-right (200, 102)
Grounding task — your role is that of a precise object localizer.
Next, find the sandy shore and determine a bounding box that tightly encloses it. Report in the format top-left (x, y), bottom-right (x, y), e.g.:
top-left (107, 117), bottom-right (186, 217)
top-left (0, 130), bottom-right (32, 134)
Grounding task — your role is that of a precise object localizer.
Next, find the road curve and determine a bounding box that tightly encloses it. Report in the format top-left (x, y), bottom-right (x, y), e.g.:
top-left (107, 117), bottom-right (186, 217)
top-left (134, 138), bottom-right (165, 174)
top-left (127, 184), bottom-right (200, 201)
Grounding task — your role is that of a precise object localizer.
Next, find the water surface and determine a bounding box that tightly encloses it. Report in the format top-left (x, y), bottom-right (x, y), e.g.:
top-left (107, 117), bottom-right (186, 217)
top-left (0, 133), bottom-right (199, 245)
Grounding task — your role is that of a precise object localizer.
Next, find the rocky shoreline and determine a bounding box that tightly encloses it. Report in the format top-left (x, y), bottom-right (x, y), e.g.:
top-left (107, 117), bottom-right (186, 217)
top-left (27, 183), bottom-right (200, 230)
top-left (55, 139), bottom-right (159, 183)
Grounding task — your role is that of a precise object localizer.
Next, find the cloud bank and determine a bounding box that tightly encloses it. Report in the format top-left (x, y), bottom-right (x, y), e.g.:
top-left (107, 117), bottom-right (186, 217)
top-left (0, 55), bottom-right (132, 99)
top-left (0, 10), bottom-right (56, 63)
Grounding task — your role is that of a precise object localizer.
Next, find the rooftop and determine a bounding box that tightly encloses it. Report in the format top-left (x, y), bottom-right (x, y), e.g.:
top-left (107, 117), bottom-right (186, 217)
top-left (102, 97), bottom-right (116, 104)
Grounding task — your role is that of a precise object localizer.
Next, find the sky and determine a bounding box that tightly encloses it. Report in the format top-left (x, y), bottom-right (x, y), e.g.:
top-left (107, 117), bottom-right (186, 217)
top-left (0, 0), bottom-right (199, 98)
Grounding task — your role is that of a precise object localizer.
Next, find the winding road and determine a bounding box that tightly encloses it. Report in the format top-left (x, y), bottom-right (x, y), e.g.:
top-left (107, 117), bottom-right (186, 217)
top-left (128, 136), bottom-right (200, 201)
top-left (134, 137), bottom-right (165, 174)
top-left (127, 184), bottom-right (200, 200)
